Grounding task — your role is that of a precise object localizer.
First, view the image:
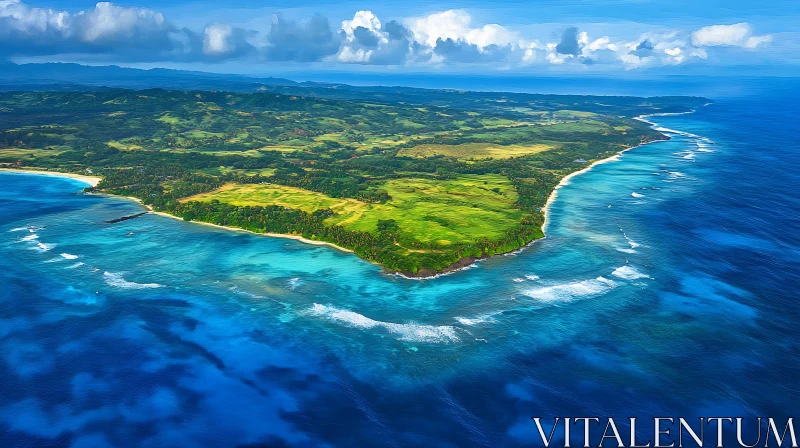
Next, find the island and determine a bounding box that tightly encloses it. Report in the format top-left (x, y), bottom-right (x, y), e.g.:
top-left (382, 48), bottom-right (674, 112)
top-left (0, 86), bottom-right (707, 276)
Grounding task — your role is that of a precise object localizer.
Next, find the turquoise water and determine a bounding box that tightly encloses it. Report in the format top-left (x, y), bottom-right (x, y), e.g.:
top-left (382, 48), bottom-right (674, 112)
top-left (1, 86), bottom-right (798, 446)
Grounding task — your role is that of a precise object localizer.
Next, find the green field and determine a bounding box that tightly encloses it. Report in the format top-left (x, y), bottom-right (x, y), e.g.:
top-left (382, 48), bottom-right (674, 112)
top-left (187, 174), bottom-right (522, 247)
top-left (397, 142), bottom-right (556, 160)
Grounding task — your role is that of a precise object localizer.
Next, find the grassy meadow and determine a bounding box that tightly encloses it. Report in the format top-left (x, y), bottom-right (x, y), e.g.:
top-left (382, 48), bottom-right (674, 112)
top-left (186, 174), bottom-right (523, 247)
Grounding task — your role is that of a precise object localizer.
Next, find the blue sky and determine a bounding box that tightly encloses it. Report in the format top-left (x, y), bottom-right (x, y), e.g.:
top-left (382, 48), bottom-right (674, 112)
top-left (2, 0), bottom-right (797, 76)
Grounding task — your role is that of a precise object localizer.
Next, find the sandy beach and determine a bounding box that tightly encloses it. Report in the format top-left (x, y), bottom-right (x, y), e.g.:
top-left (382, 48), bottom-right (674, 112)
top-left (540, 111), bottom-right (696, 232)
top-left (118, 195), bottom-right (356, 254)
top-left (0, 168), bottom-right (102, 187)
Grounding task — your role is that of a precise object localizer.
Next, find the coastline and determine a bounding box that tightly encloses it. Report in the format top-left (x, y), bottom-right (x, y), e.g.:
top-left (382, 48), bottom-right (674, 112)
top-left (2, 109), bottom-right (692, 279)
top-left (0, 168), bottom-right (102, 187)
top-left (117, 195), bottom-right (356, 255)
top-left (541, 110), bottom-right (697, 232)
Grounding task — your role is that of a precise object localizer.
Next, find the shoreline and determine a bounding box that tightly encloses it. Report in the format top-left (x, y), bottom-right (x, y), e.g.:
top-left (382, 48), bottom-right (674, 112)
top-left (0, 167), bottom-right (102, 187)
top-left (117, 195), bottom-right (356, 255)
top-left (3, 108), bottom-right (694, 279)
top-left (541, 110), bottom-right (697, 232)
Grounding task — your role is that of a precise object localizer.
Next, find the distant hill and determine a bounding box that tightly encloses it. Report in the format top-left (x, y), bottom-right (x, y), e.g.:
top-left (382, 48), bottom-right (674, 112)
top-left (0, 62), bottom-right (299, 92)
top-left (0, 62), bottom-right (708, 117)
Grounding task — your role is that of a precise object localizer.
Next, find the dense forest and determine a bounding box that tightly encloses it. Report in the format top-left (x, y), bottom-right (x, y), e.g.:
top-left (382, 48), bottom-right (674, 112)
top-left (0, 88), bottom-right (706, 275)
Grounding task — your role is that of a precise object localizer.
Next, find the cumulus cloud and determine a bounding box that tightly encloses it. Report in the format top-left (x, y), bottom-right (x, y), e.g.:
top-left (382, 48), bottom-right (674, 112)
top-left (0, 1), bottom-right (779, 70)
top-left (203, 24), bottom-right (233, 55)
top-left (335, 11), bottom-right (416, 65)
top-left (0, 0), bottom-right (176, 58)
top-left (407, 10), bottom-right (517, 50)
top-left (692, 23), bottom-right (772, 48)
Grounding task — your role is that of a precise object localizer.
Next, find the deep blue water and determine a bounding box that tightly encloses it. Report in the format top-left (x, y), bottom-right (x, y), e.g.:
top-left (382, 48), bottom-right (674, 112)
top-left (1, 81), bottom-right (799, 447)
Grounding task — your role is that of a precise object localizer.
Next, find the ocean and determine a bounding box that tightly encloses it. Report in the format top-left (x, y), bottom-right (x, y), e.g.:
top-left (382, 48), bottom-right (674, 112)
top-left (0, 79), bottom-right (798, 447)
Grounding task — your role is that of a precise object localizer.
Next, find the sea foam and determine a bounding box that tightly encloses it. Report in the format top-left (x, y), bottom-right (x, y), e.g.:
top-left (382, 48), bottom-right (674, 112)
top-left (20, 234), bottom-right (39, 242)
top-left (309, 304), bottom-right (460, 344)
top-left (631, 192), bottom-right (645, 198)
top-left (35, 242), bottom-right (56, 252)
top-left (521, 277), bottom-right (617, 303)
top-left (612, 265), bottom-right (651, 280)
top-left (454, 312), bottom-right (501, 326)
top-left (103, 272), bottom-right (164, 289)
top-left (60, 253), bottom-right (79, 260)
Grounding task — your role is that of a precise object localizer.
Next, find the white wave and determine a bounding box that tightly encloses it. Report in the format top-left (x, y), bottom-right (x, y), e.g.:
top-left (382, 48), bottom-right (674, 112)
top-left (525, 274), bottom-right (540, 281)
top-left (654, 127), bottom-right (701, 138)
top-left (103, 272), bottom-right (163, 289)
top-left (612, 265), bottom-right (651, 280)
top-left (287, 277), bottom-right (303, 289)
top-left (229, 286), bottom-right (265, 299)
top-left (66, 262), bottom-right (85, 269)
top-left (35, 242), bottom-right (56, 252)
top-left (696, 142), bottom-right (715, 152)
top-left (512, 278), bottom-right (525, 283)
top-left (308, 304), bottom-right (460, 344)
top-left (616, 248), bottom-right (637, 254)
top-left (631, 192), bottom-right (645, 198)
top-left (521, 277), bottom-right (617, 303)
top-left (20, 234), bottom-right (39, 242)
top-left (9, 227), bottom-right (27, 232)
top-left (682, 153), bottom-right (696, 160)
top-left (454, 312), bottom-right (500, 326)
top-left (60, 253), bottom-right (79, 260)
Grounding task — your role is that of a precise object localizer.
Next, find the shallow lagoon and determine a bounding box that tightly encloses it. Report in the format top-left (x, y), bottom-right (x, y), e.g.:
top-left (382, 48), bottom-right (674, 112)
top-left (1, 88), bottom-right (798, 446)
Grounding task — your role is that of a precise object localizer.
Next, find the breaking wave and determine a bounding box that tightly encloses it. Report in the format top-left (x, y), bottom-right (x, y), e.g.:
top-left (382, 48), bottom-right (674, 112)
top-left (521, 277), bottom-right (617, 303)
top-left (60, 253), bottom-right (79, 260)
top-left (20, 234), bottom-right (39, 242)
top-left (35, 242), bottom-right (56, 252)
top-left (308, 304), bottom-right (460, 344)
top-left (103, 272), bottom-right (164, 289)
top-left (287, 277), bottom-right (303, 289)
top-left (453, 311), bottom-right (501, 327)
top-left (612, 265), bottom-right (651, 280)
top-left (66, 262), bottom-right (85, 269)
top-left (631, 192), bottom-right (645, 198)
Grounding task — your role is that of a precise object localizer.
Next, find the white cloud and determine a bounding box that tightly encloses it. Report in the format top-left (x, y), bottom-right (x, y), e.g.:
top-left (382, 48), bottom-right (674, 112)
top-left (0, 0), bottom-right (71, 34)
top-left (407, 9), bottom-right (516, 51)
top-left (337, 46), bottom-right (372, 63)
top-left (78, 2), bottom-right (165, 42)
top-left (586, 36), bottom-right (616, 52)
top-left (691, 23), bottom-right (771, 48)
top-left (745, 35), bottom-right (773, 48)
top-left (203, 24), bottom-right (233, 55)
top-left (0, 1), bottom-right (783, 70)
top-left (341, 10), bottom-right (385, 44)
